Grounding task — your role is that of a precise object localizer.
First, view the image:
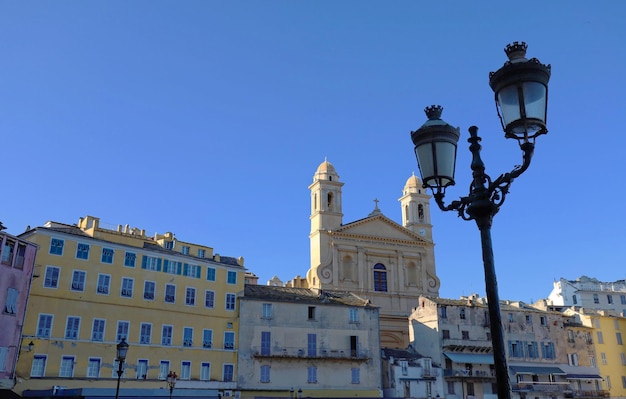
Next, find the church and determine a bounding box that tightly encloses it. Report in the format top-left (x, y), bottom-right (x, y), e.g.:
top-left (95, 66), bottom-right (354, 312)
top-left (291, 159), bottom-right (441, 348)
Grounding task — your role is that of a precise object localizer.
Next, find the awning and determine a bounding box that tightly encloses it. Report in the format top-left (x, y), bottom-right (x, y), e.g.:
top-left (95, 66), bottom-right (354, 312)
top-left (566, 374), bottom-right (603, 380)
top-left (444, 352), bottom-right (494, 364)
top-left (510, 365), bottom-right (566, 375)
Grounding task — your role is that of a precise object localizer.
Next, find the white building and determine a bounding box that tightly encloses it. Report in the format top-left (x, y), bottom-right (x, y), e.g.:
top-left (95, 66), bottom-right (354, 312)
top-left (381, 347), bottom-right (444, 399)
top-left (547, 276), bottom-right (626, 316)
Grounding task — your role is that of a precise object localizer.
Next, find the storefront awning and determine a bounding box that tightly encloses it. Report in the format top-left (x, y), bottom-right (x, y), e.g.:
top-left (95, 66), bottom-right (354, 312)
top-left (444, 352), bottom-right (494, 364)
top-left (510, 365), bottom-right (566, 375)
top-left (566, 374), bottom-right (603, 380)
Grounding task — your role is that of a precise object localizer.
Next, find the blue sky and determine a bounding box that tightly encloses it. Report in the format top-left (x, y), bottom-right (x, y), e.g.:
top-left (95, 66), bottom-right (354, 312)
top-left (2, 2), bottom-right (625, 303)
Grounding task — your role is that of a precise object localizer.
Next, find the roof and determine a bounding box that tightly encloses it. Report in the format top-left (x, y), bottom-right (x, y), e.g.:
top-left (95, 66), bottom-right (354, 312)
top-left (382, 347), bottom-right (425, 360)
top-left (243, 284), bottom-right (374, 308)
top-left (444, 352), bottom-right (494, 365)
top-left (421, 295), bottom-right (561, 314)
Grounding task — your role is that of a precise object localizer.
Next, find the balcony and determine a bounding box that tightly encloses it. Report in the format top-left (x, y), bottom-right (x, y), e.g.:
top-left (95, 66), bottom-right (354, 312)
top-left (442, 338), bottom-right (492, 352)
top-left (444, 368), bottom-right (495, 381)
top-left (251, 346), bottom-right (370, 361)
top-left (566, 390), bottom-right (610, 399)
top-left (512, 383), bottom-right (570, 393)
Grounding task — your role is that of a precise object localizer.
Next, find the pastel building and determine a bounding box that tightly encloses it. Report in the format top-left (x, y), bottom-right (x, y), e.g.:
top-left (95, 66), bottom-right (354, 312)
top-left (13, 216), bottom-right (246, 398)
top-left (547, 276), bottom-right (626, 316)
top-left (0, 231), bottom-right (38, 392)
top-left (237, 285), bottom-right (382, 398)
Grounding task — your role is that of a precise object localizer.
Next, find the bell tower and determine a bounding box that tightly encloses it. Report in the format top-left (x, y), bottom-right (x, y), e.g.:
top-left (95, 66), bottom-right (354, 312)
top-left (399, 173), bottom-right (432, 240)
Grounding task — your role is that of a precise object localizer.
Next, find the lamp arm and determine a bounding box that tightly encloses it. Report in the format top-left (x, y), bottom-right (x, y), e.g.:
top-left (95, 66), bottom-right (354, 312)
top-left (486, 141), bottom-right (534, 208)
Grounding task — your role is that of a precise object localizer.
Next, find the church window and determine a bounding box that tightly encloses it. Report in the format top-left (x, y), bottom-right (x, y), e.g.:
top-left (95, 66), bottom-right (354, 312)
top-left (406, 261), bottom-right (417, 285)
top-left (373, 263), bottom-right (387, 292)
top-left (327, 192), bottom-right (334, 210)
top-left (404, 205), bottom-right (409, 222)
top-left (418, 204), bottom-right (424, 221)
top-left (314, 194), bottom-right (318, 211)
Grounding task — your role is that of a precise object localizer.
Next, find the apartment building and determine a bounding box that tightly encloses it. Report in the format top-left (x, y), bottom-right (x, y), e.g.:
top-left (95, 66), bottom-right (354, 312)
top-left (547, 276), bottom-right (626, 316)
top-left (381, 347), bottom-right (443, 399)
top-left (237, 284), bottom-right (381, 398)
top-left (13, 216), bottom-right (246, 398)
top-left (0, 230), bottom-right (38, 392)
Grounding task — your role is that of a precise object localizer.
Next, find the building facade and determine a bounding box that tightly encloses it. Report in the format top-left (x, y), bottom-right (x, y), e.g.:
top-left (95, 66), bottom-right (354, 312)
top-left (14, 216), bottom-right (246, 398)
top-left (237, 285), bottom-right (381, 398)
top-left (303, 160), bottom-right (440, 348)
top-left (547, 276), bottom-right (626, 316)
top-left (0, 231), bottom-right (38, 391)
top-left (409, 295), bottom-right (604, 399)
top-left (381, 347), bottom-right (443, 399)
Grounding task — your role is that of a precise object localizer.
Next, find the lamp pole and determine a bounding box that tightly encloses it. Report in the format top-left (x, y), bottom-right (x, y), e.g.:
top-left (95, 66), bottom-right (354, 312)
top-left (410, 42), bottom-right (550, 399)
top-left (115, 338), bottom-right (129, 399)
top-left (167, 371), bottom-right (178, 399)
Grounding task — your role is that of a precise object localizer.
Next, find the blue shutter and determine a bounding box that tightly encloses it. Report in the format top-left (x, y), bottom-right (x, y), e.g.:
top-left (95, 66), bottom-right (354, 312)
top-left (157, 258), bottom-right (162, 272)
top-left (195, 266), bottom-right (201, 279)
top-left (183, 263), bottom-right (189, 276)
top-left (142, 256), bottom-right (147, 269)
top-left (177, 262), bottom-right (182, 275)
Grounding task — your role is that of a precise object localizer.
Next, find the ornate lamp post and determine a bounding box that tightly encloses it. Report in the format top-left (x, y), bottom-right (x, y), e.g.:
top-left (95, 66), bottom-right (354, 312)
top-left (410, 42), bottom-right (550, 399)
top-left (167, 371), bottom-right (178, 399)
top-left (115, 338), bottom-right (129, 399)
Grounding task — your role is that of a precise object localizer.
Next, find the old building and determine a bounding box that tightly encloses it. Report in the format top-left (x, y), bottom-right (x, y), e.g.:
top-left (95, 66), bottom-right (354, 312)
top-left (0, 230), bottom-right (38, 393)
top-left (547, 276), bottom-right (626, 316)
top-left (301, 160), bottom-right (439, 348)
top-left (409, 295), bottom-right (603, 399)
top-left (237, 284), bottom-right (381, 398)
top-left (14, 216), bottom-right (246, 398)
top-left (381, 347), bottom-right (443, 399)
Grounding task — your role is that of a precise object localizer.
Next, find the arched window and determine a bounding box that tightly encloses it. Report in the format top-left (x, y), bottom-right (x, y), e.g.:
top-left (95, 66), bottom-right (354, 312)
top-left (327, 192), bottom-right (334, 210)
top-left (314, 193), bottom-right (318, 211)
top-left (404, 205), bottom-right (409, 222)
top-left (418, 204), bottom-right (424, 222)
top-left (373, 263), bottom-right (387, 292)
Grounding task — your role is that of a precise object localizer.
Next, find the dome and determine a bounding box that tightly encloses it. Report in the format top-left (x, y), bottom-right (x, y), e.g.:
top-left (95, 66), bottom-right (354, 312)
top-left (316, 160), bottom-right (336, 174)
top-left (403, 173), bottom-right (424, 194)
top-left (313, 159), bottom-right (340, 182)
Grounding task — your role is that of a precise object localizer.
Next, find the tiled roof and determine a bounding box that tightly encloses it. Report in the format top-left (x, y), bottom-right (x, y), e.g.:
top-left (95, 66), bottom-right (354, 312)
top-left (243, 284), bottom-right (373, 307)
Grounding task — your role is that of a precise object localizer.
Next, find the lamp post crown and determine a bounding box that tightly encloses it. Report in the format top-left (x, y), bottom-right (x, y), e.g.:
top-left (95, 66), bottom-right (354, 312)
top-left (504, 41), bottom-right (528, 61)
top-left (424, 105), bottom-right (443, 120)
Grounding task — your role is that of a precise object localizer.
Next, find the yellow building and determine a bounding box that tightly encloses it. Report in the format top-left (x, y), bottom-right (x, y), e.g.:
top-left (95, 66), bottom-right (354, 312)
top-left (14, 216), bottom-right (245, 398)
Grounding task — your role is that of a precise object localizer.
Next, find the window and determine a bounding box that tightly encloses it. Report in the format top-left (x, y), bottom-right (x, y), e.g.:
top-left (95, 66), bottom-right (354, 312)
top-left (527, 341), bottom-right (539, 358)
top-left (71, 270), bottom-right (86, 291)
top-left (606, 376), bottom-right (611, 389)
top-left (76, 243), bottom-right (90, 259)
top-left (142, 256), bottom-right (160, 271)
top-left (467, 382), bottom-right (475, 396)
top-left (203, 329), bottom-right (213, 349)
top-left (124, 252), bottom-right (136, 267)
top-left (568, 330), bottom-right (575, 343)
top-left (568, 353), bottom-right (579, 366)
top-left (608, 295), bottom-right (614, 304)
top-left (261, 331), bottom-right (271, 356)
top-left (541, 342), bottom-right (556, 359)
top-left (65, 317), bottom-right (80, 340)
top-left (165, 284), bottom-right (176, 303)
top-left (351, 367), bottom-right (360, 384)
top-left (227, 271), bottom-right (237, 284)
top-left (205, 290), bottom-right (215, 308)
top-left (159, 361), bottom-right (170, 380)
top-left (593, 294), bottom-right (599, 304)
top-left (225, 293), bottom-right (236, 311)
top-left (224, 332), bottom-right (235, 350)
top-left (92, 319), bottom-right (105, 341)
top-left (97, 274), bottom-right (110, 295)
top-left (622, 376), bottom-right (626, 389)
top-left (441, 306), bottom-right (447, 319)
top-left (597, 332), bottom-right (604, 344)
top-left (144, 281), bottom-right (156, 300)
top-left (460, 308), bottom-right (466, 320)
top-left (164, 241), bottom-right (174, 250)
top-left (621, 295), bottom-right (626, 305)
top-left (87, 358), bottom-right (101, 378)
top-left (117, 321), bottom-right (130, 342)
top-left (260, 365), bottom-right (270, 383)
top-left (617, 332), bottom-right (623, 345)
top-left (206, 267), bottom-right (215, 281)
top-left (4, 288), bottom-right (18, 314)
top-left (163, 260), bottom-right (181, 274)
top-left (183, 263), bottom-right (201, 278)
top-left (540, 316), bottom-right (547, 326)
top-left (447, 381), bottom-right (455, 394)
top-left (1, 239), bottom-right (15, 265)
top-left (572, 295), bottom-right (578, 304)
top-left (509, 340), bottom-right (524, 357)
top-left (400, 360), bottom-right (408, 376)
top-left (508, 313), bottom-right (514, 322)
top-left (308, 306), bottom-right (316, 320)
top-left (121, 277), bottom-right (134, 298)
top-left (31, 355), bottom-right (47, 377)
top-left (50, 238), bottom-right (64, 255)
top-left (223, 364), bottom-right (234, 382)
top-left (525, 315), bottom-right (532, 324)
top-left (101, 248), bottom-right (114, 263)
top-left (182, 246), bottom-right (190, 255)
top-left (183, 327), bottom-right (193, 347)
top-left (37, 314), bottom-right (53, 337)
top-left (373, 263), bottom-right (387, 292)
top-left (616, 320), bottom-right (620, 330)
top-left (14, 243), bottom-right (26, 269)
top-left (307, 333), bottom-right (317, 357)
top-left (601, 352), bottom-right (607, 365)
top-left (349, 308), bottom-right (358, 323)
top-left (590, 356), bottom-right (597, 367)
top-left (59, 356), bottom-right (75, 377)
top-left (621, 353), bottom-right (626, 365)
top-left (200, 362), bottom-right (211, 381)
top-left (137, 359), bottom-right (148, 379)
top-left (181, 361), bottom-right (191, 380)
top-left (185, 287), bottom-right (196, 306)
top-left (198, 249), bottom-right (206, 258)
top-left (162, 325), bottom-right (173, 346)
top-left (442, 330), bottom-right (450, 339)
top-left (307, 366), bottom-right (317, 383)
top-left (262, 303), bottom-right (273, 318)
top-left (462, 331), bottom-right (470, 340)
top-left (140, 323), bottom-right (152, 344)
top-left (44, 266), bottom-right (60, 288)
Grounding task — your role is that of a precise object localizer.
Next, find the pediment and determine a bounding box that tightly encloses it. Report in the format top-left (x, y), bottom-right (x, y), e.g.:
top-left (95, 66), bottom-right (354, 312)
top-left (333, 214), bottom-right (427, 244)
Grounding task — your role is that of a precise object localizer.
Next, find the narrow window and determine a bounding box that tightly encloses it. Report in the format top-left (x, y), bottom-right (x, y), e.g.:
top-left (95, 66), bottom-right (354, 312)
top-left (307, 366), bottom-right (317, 383)
top-left (165, 284), bottom-right (176, 303)
top-left (140, 323), bottom-right (152, 344)
top-left (50, 238), bottom-right (64, 255)
top-left (101, 248), bottom-right (114, 264)
top-left (185, 287), bottom-right (196, 306)
top-left (183, 327), bottom-right (193, 347)
top-left (180, 361), bottom-right (191, 380)
top-left (206, 267), bottom-right (216, 281)
top-left (117, 321), bottom-right (129, 341)
top-left (260, 365), bottom-right (270, 383)
top-left (31, 355), bottom-right (47, 377)
top-left (162, 325), bottom-right (173, 346)
top-left (227, 271), bottom-right (237, 284)
top-left (200, 362), bottom-right (211, 380)
top-left (225, 293), bottom-right (236, 311)
top-left (308, 306), bottom-right (316, 320)
top-left (87, 358), bottom-right (101, 378)
top-left (37, 314), bottom-right (53, 338)
top-left (59, 356), bottom-right (75, 377)
top-left (97, 274), bottom-right (111, 295)
top-left (261, 331), bottom-right (271, 355)
top-left (202, 329), bottom-right (212, 349)
top-left (76, 243), bottom-right (90, 260)
top-left (121, 278), bottom-right (134, 298)
top-left (91, 319), bottom-right (105, 341)
top-left (4, 288), bottom-right (18, 314)
top-left (223, 364), bottom-right (234, 382)
top-left (262, 303), bottom-right (273, 318)
top-left (351, 367), bottom-right (360, 384)
top-left (205, 290), bottom-right (215, 308)
top-left (71, 270), bottom-right (86, 291)
top-left (224, 332), bottom-right (235, 350)
top-left (143, 281), bottom-right (156, 300)
top-left (137, 359), bottom-right (148, 379)
top-left (373, 263), bottom-right (387, 292)
top-left (307, 333), bottom-right (317, 357)
top-left (124, 252), bottom-right (136, 267)
top-left (65, 317), bottom-right (80, 340)
top-left (159, 361), bottom-right (170, 380)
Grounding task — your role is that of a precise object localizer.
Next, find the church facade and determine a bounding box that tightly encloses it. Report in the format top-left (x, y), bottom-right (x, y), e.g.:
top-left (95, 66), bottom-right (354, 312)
top-left (303, 160), bottom-right (440, 348)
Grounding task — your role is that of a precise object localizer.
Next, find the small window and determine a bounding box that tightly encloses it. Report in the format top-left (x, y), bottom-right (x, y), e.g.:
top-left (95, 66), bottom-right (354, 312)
top-left (165, 284), bottom-right (176, 303)
top-left (137, 359), bottom-right (148, 379)
top-left (227, 271), bottom-right (237, 284)
top-left (260, 365), bottom-right (271, 383)
top-left (161, 325), bottom-right (173, 346)
top-left (206, 267), bottom-right (216, 281)
top-left (205, 290), bottom-right (215, 308)
top-left (76, 243), bottom-right (90, 260)
top-left (97, 274), bottom-right (110, 295)
top-left (65, 317), bottom-right (81, 340)
top-left (124, 252), bottom-right (136, 268)
top-left (140, 323), bottom-right (152, 344)
top-left (44, 266), bottom-right (60, 288)
top-left (525, 315), bottom-right (532, 324)
top-left (143, 281), bottom-right (156, 300)
top-left (351, 367), bottom-right (360, 384)
top-left (159, 361), bottom-right (170, 380)
top-left (349, 308), bottom-right (358, 323)
top-left (50, 238), bottom-right (64, 255)
top-left (597, 331), bottom-right (604, 344)
top-left (262, 303), bottom-right (273, 319)
top-left (31, 355), bottom-right (47, 377)
top-left (101, 248), bottom-right (114, 264)
top-left (225, 293), bottom-right (236, 311)
top-left (308, 306), bottom-right (316, 320)
top-left (37, 314), bottom-right (53, 338)
top-left (116, 321), bottom-right (129, 341)
top-left (182, 246), bottom-right (190, 255)
top-left (572, 295), bottom-right (578, 304)
top-left (203, 329), bottom-right (213, 349)
top-left (373, 263), bottom-right (387, 292)
top-left (462, 330), bottom-right (469, 340)
top-left (593, 294), bottom-right (599, 304)
top-left (91, 319), bottom-right (105, 341)
top-left (442, 330), bottom-right (450, 339)
top-left (307, 366), bottom-right (317, 383)
top-left (608, 295), bottom-right (614, 304)
top-left (441, 306), bottom-right (447, 319)
top-left (224, 331), bottom-right (235, 350)
top-left (185, 287), bottom-right (196, 306)
top-left (223, 364), bottom-right (234, 382)
top-left (198, 249), bottom-right (205, 258)
top-left (1, 239), bottom-right (15, 265)
top-left (200, 362), bottom-right (211, 380)
top-left (508, 313), bottom-right (514, 322)
top-left (183, 327), bottom-right (193, 347)
top-left (540, 316), bottom-right (547, 326)
top-left (459, 308), bottom-right (466, 320)
top-left (620, 295), bottom-right (626, 305)
top-left (180, 361), bottom-right (191, 380)
top-left (121, 278), bottom-right (134, 298)
top-left (71, 270), bottom-right (86, 291)
top-left (87, 358), bottom-right (101, 378)
top-left (4, 288), bottom-right (18, 315)
top-left (617, 332), bottom-right (623, 345)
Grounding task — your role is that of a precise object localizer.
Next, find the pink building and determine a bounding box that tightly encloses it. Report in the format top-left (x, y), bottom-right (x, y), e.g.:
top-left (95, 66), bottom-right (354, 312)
top-left (0, 230), bottom-right (38, 391)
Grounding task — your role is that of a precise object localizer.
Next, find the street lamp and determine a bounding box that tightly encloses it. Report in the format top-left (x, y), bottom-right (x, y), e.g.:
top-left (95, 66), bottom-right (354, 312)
top-left (290, 387), bottom-right (295, 399)
top-left (410, 42), bottom-right (550, 399)
top-left (167, 371), bottom-right (178, 399)
top-left (115, 338), bottom-right (129, 399)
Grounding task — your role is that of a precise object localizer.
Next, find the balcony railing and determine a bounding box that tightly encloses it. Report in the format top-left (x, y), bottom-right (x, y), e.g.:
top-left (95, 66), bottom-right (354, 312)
top-left (251, 346), bottom-right (370, 360)
top-left (566, 390), bottom-right (610, 398)
top-left (512, 383), bottom-right (570, 393)
top-left (444, 369), bottom-right (495, 379)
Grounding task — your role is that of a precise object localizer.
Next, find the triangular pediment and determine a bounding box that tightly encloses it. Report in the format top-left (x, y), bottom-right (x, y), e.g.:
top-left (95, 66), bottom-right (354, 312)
top-left (333, 214), bottom-right (427, 244)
